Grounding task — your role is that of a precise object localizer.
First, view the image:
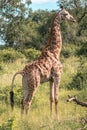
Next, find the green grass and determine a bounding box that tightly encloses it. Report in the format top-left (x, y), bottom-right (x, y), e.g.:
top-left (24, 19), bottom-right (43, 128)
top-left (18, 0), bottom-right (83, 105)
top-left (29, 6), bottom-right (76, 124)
top-left (0, 88), bottom-right (87, 130)
top-left (0, 47), bottom-right (87, 130)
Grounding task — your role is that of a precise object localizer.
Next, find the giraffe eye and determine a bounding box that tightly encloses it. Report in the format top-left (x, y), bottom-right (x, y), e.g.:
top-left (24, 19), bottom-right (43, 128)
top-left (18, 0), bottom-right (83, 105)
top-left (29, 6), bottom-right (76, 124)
top-left (64, 13), bottom-right (68, 16)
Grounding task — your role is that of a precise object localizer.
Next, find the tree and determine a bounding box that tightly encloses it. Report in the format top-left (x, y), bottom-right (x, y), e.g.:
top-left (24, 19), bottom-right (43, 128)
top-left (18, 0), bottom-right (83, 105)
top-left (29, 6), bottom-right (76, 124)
top-left (0, 0), bottom-right (32, 46)
top-left (32, 10), bottom-right (55, 47)
top-left (0, 0), bottom-right (86, 48)
top-left (57, 0), bottom-right (87, 44)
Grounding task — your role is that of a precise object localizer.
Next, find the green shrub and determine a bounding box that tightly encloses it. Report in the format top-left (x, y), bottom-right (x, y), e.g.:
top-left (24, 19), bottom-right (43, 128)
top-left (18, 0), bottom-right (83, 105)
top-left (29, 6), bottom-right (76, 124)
top-left (61, 48), bottom-right (72, 58)
top-left (14, 86), bottom-right (22, 106)
top-left (0, 63), bottom-right (3, 71)
top-left (61, 44), bottom-right (78, 58)
top-left (68, 60), bottom-right (87, 90)
top-left (0, 118), bottom-right (14, 130)
top-left (0, 48), bottom-right (24, 63)
top-left (23, 48), bottom-right (41, 61)
top-left (77, 42), bottom-right (87, 57)
top-left (0, 87), bottom-right (9, 104)
top-left (0, 85), bottom-right (22, 106)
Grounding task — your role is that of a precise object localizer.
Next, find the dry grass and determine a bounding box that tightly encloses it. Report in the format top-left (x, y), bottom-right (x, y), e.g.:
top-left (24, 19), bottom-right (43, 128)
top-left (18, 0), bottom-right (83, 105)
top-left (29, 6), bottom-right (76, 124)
top-left (0, 57), bottom-right (87, 130)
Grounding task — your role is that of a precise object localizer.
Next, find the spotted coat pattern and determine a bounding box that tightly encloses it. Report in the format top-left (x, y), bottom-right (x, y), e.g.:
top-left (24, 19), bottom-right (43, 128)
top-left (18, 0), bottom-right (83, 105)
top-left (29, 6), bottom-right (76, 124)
top-left (11, 12), bottom-right (63, 116)
top-left (20, 13), bottom-right (63, 115)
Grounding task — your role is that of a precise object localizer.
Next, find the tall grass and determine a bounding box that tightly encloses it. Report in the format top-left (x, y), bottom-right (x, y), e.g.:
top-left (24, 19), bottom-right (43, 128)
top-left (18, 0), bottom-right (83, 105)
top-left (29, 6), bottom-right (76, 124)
top-left (0, 47), bottom-right (87, 130)
top-left (0, 88), bottom-right (87, 130)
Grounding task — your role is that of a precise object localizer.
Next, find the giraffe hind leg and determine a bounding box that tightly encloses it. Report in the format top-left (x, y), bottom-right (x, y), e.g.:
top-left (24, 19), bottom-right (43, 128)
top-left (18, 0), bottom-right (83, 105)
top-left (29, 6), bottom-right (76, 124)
top-left (54, 63), bottom-right (62, 119)
top-left (21, 95), bottom-right (30, 115)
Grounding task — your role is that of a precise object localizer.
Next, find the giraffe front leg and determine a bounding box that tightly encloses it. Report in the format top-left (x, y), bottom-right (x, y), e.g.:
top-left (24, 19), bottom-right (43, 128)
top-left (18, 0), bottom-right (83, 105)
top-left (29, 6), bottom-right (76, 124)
top-left (54, 77), bottom-right (60, 120)
top-left (54, 84), bottom-right (59, 119)
top-left (50, 80), bottom-right (54, 118)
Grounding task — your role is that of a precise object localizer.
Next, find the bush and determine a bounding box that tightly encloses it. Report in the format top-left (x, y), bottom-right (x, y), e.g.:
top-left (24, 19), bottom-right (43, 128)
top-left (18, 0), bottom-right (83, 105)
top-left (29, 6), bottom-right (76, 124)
top-left (14, 86), bottom-right (22, 106)
top-left (77, 42), bottom-right (87, 57)
top-left (0, 85), bottom-right (22, 106)
top-left (0, 118), bottom-right (14, 130)
top-left (23, 48), bottom-right (41, 61)
top-left (68, 59), bottom-right (87, 90)
top-left (0, 63), bottom-right (3, 71)
top-left (0, 87), bottom-right (9, 104)
top-left (0, 48), bottom-right (24, 63)
top-left (61, 44), bottom-right (78, 58)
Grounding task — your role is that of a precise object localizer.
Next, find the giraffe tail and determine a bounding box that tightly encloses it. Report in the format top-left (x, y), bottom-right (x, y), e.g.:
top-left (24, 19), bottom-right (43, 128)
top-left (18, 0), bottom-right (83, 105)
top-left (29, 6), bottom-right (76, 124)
top-left (10, 71), bottom-right (24, 110)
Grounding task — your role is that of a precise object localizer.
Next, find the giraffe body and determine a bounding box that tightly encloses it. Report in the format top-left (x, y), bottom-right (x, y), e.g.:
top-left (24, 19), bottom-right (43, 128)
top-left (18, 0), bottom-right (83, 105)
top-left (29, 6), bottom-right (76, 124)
top-left (22, 55), bottom-right (62, 115)
top-left (10, 7), bottom-right (76, 117)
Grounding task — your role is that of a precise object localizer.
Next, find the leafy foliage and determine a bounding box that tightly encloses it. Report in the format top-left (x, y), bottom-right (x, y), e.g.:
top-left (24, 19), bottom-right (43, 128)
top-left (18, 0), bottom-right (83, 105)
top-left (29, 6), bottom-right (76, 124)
top-left (57, 0), bottom-right (87, 44)
top-left (0, 48), bottom-right (24, 62)
top-left (0, 0), bottom-right (32, 46)
top-left (0, 1), bottom-right (87, 129)
top-left (77, 42), bottom-right (87, 57)
top-left (0, 0), bottom-right (86, 49)
top-left (0, 45), bottom-right (87, 129)
top-left (0, 63), bottom-right (3, 71)
top-left (68, 58), bottom-right (87, 90)
top-left (61, 44), bottom-right (78, 58)
top-left (23, 48), bottom-right (41, 61)
top-left (0, 118), bottom-right (14, 130)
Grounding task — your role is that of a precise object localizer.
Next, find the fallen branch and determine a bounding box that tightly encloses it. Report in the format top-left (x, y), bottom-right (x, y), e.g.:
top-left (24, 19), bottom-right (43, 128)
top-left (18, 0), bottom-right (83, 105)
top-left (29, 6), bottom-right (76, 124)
top-left (67, 95), bottom-right (87, 107)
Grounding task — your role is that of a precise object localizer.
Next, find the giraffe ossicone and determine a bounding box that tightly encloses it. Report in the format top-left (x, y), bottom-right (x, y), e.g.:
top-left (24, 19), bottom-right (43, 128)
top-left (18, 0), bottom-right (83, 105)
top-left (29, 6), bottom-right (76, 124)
top-left (10, 7), bottom-right (76, 118)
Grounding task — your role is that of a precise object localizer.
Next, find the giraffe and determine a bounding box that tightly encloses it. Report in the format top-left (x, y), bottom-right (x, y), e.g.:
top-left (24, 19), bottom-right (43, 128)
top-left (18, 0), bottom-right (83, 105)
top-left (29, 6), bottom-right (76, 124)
top-left (10, 6), bottom-right (76, 118)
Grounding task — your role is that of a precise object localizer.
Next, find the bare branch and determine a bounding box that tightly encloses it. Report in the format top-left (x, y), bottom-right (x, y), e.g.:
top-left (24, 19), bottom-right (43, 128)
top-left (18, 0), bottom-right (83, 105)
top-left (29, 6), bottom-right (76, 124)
top-left (67, 95), bottom-right (87, 107)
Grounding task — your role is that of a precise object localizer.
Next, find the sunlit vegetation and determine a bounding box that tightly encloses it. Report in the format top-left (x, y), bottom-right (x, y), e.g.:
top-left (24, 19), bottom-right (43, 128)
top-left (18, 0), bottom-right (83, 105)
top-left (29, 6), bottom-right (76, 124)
top-left (0, 46), bottom-right (87, 130)
top-left (0, 0), bottom-right (87, 129)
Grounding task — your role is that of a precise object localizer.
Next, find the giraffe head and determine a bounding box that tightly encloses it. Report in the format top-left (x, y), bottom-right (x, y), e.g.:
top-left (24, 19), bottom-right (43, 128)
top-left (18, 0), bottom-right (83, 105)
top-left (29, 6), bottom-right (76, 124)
top-left (59, 6), bottom-right (76, 22)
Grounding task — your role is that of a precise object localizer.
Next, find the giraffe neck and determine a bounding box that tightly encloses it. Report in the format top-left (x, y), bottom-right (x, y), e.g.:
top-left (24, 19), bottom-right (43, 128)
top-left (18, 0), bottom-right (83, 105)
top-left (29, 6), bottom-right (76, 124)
top-left (49, 13), bottom-right (62, 59)
top-left (41, 13), bottom-right (62, 60)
